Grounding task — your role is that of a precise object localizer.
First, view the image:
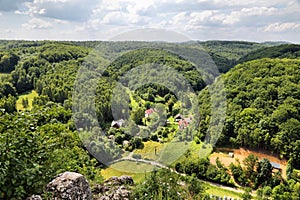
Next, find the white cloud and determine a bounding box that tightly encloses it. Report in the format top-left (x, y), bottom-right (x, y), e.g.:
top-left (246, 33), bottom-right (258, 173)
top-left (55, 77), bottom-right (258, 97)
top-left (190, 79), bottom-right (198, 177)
top-left (53, 18), bottom-right (68, 24)
top-left (264, 22), bottom-right (300, 32)
top-left (241, 6), bottom-right (277, 15)
top-left (213, 6), bottom-right (278, 25)
top-left (212, 0), bottom-right (285, 7)
top-left (189, 10), bottom-right (216, 24)
top-left (22, 17), bottom-right (52, 29)
top-left (19, 0), bottom-right (97, 21)
top-left (170, 12), bottom-right (187, 25)
top-left (101, 12), bottom-right (139, 25)
top-left (1, 0), bottom-right (300, 43)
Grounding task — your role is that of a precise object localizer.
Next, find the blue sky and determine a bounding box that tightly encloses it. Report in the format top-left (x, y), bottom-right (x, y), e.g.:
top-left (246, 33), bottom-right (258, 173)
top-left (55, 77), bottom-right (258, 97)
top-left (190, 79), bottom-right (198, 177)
top-left (0, 0), bottom-right (299, 42)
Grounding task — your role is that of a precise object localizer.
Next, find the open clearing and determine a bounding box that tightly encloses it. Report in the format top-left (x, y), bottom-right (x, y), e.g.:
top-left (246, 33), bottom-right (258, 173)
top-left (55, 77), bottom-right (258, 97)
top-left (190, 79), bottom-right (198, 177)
top-left (134, 141), bottom-right (164, 160)
top-left (16, 90), bottom-right (38, 111)
top-left (210, 148), bottom-right (287, 179)
top-left (101, 161), bottom-right (154, 183)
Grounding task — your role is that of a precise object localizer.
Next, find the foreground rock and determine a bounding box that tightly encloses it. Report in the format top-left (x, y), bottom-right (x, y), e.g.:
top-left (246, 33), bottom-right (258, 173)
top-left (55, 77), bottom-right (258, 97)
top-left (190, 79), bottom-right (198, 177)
top-left (46, 172), bottom-right (92, 200)
top-left (26, 195), bottom-right (42, 200)
top-left (93, 176), bottom-right (134, 200)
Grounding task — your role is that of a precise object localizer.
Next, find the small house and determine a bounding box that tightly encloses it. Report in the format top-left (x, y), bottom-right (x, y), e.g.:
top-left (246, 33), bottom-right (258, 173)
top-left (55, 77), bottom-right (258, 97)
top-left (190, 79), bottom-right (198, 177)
top-left (178, 116), bottom-right (193, 130)
top-left (145, 108), bottom-right (155, 118)
top-left (178, 119), bottom-right (189, 129)
top-left (270, 162), bottom-right (281, 171)
top-left (174, 114), bottom-right (184, 121)
top-left (111, 119), bottom-right (124, 128)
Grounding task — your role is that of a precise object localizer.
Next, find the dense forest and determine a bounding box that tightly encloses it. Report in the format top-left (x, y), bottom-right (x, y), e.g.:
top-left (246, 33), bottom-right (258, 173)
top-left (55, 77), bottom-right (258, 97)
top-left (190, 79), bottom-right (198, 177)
top-left (198, 46), bottom-right (300, 167)
top-left (0, 40), bottom-right (299, 199)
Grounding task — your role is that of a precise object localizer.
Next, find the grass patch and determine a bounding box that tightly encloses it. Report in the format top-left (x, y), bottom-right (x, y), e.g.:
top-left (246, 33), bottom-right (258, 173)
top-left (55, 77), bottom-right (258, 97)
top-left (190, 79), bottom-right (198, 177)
top-left (195, 142), bottom-right (213, 158)
top-left (203, 182), bottom-right (242, 199)
top-left (101, 167), bottom-right (146, 184)
top-left (128, 90), bottom-right (140, 110)
top-left (158, 141), bottom-right (190, 165)
top-left (111, 160), bottom-right (157, 173)
top-left (16, 90), bottom-right (38, 111)
top-left (171, 141), bottom-right (213, 166)
top-left (134, 141), bottom-right (164, 160)
top-left (101, 161), bottom-right (155, 183)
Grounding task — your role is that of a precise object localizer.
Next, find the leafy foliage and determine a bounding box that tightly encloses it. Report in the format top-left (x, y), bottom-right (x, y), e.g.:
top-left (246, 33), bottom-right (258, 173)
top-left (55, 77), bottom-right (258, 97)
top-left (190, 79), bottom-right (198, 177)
top-left (199, 58), bottom-right (300, 167)
top-left (132, 169), bottom-right (208, 199)
top-left (0, 105), bottom-right (102, 200)
top-left (0, 52), bottom-right (19, 73)
top-left (238, 44), bottom-right (300, 63)
top-left (175, 156), bottom-right (233, 186)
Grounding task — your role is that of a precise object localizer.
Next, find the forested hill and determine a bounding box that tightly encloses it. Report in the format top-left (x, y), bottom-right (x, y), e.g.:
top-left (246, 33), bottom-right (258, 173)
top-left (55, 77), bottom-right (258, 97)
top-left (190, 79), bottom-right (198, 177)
top-left (199, 40), bottom-right (266, 60)
top-left (238, 44), bottom-right (300, 63)
top-left (198, 58), bottom-right (300, 167)
top-left (189, 40), bottom-right (279, 73)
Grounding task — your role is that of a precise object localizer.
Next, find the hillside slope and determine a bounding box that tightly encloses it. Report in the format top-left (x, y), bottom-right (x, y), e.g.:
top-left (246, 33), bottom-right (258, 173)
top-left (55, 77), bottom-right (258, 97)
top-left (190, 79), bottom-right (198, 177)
top-left (238, 44), bottom-right (300, 64)
top-left (198, 58), bottom-right (300, 167)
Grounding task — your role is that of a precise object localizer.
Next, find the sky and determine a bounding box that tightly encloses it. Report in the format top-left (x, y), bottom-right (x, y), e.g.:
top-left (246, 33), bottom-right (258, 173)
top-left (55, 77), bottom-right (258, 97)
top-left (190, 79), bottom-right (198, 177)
top-left (0, 0), bottom-right (299, 43)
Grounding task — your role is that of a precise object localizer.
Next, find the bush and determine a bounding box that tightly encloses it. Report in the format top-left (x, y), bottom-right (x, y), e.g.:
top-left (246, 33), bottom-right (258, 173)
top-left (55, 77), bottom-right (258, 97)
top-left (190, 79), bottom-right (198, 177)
top-left (150, 134), bottom-right (158, 142)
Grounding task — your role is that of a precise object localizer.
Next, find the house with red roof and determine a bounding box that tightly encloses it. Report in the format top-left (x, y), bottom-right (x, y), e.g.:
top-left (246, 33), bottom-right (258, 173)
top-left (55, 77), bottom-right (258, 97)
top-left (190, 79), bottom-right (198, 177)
top-left (178, 119), bottom-right (189, 129)
top-left (145, 108), bottom-right (155, 117)
top-left (178, 117), bottom-right (192, 130)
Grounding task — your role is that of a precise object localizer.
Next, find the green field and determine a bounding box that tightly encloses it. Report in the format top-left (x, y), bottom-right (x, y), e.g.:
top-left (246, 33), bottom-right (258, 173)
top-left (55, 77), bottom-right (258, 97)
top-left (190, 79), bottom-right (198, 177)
top-left (16, 90), bottom-right (39, 111)
top-left (134, 141), bottom-right (164, 160)
top-left (158, 141), bottom-right (190, 165)
top-left (204, 182), bottom-right (243, 199)
top-left (101, 161), bottom-right (155, 183)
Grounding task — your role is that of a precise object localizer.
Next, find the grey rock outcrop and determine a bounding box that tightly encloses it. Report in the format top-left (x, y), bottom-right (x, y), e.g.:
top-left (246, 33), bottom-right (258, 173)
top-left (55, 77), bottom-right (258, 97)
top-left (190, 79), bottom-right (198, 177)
top-left (46, 172), bottom-right (92, 200)
top-left (26, 195), bottom-right (42, 200)
top-left (93, 175), bottom-right (134, 200)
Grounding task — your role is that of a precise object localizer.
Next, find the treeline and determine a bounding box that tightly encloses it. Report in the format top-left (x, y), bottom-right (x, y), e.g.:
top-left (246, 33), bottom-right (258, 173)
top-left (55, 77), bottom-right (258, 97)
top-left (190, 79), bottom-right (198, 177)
top-left (200, 40), bottom-right (266, 60)
top-left (238, 44), bottom-right (300, 63)
top-left (175, 156), bottom-right (233, 186)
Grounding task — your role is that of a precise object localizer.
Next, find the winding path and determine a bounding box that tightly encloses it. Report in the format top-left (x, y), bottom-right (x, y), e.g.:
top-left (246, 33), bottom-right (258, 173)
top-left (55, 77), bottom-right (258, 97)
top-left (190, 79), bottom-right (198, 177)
top-left (108, 154), bottom-right (251, 195)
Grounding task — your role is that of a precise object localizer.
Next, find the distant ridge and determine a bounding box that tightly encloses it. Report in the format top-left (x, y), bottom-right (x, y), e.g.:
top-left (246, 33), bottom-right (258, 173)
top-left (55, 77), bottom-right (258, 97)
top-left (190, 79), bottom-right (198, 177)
top-left (238, 44), bottom-right (300, 64)
top-left (261, 41), bottom-right (292, 46)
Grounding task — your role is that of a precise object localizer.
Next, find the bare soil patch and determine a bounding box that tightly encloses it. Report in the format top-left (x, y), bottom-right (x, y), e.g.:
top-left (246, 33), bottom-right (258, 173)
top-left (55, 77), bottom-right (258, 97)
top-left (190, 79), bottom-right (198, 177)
top-left (210, 148), bottom-right (287, 179)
